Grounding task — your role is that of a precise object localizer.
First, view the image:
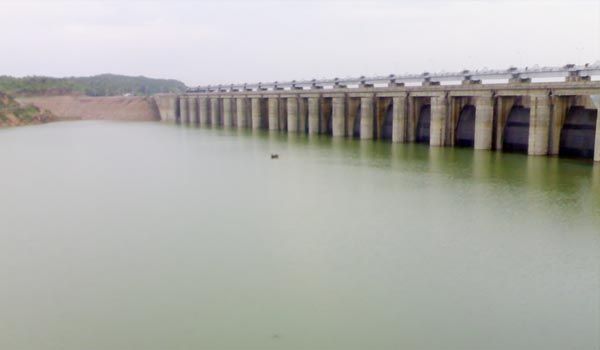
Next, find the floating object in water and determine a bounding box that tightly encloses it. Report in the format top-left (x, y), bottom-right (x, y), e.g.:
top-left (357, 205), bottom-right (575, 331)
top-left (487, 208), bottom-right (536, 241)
top-left (271, 154), bottom-right (279, 159)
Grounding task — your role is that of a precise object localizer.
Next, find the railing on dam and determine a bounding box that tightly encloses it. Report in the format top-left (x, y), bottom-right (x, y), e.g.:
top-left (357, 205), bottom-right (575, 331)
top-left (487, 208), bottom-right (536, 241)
top-left (187, 63), bottom-right (600, 92)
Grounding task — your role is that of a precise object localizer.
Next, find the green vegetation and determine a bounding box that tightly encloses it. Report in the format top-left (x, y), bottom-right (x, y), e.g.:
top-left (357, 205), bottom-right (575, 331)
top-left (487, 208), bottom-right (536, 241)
top-left (0, 92), bottom-right (16, 108)
top-left (0, 74), bottom-right (187, 97)
top-left (13, 104), bottom-right (40, 123)
top-left (0, 92), bottom-right (53, 125)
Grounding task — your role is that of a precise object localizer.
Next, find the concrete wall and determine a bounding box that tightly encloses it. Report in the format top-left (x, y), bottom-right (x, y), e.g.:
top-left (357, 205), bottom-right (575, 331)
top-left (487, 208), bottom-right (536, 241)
top-left (154, 94), bottom-right (179, 122)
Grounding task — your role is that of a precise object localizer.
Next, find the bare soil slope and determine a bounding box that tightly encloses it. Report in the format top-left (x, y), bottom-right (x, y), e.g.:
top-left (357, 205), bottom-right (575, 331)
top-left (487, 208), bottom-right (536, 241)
top-left (18, 96), bottom-right (160, 121)
top-left (0, 92), bottom-right (54, 127)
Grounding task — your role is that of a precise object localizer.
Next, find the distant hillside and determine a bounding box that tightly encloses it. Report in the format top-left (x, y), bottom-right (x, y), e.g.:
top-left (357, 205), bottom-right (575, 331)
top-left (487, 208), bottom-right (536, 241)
top-left (0, 74), bottom-right (187, 97)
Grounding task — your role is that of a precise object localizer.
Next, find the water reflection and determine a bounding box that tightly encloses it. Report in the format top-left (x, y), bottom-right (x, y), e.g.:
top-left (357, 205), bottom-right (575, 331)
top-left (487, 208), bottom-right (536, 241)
top-left (183, 125), bottom-right (599, 194)
top-left (238, 131), bottom-right (600, 218)
top-left (176, 123), bottom-right (599, 221)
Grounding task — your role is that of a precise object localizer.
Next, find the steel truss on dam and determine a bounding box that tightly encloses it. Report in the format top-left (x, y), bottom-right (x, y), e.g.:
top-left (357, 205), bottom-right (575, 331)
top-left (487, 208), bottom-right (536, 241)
top-left (155, 65), bottom-right (600, 161)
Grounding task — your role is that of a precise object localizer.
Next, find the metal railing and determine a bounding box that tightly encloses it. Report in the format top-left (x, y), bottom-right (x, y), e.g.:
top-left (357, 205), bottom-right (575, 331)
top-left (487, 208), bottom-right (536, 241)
top-left (186, 63), bottom-right (600, 93)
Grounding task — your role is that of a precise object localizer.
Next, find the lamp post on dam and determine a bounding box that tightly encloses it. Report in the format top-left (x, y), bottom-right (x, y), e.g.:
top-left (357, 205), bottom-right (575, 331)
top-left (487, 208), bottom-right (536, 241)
top-left (155, 64), bottom-right (600, 162)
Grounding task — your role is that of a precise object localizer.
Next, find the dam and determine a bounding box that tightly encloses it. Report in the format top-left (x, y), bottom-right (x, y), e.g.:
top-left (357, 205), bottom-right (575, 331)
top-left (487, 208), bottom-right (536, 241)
top-left (155, 64), bottom-right (600, 161)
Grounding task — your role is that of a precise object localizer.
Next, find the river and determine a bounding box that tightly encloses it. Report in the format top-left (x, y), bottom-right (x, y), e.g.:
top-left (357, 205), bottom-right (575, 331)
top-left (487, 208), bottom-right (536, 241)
top-left (0, 121), bottom-right (598, 350)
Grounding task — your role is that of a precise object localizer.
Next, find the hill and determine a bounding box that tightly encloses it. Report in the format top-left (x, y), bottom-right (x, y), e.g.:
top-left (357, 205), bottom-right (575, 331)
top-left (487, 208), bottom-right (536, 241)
top-left (0, 74), bottom-right (187, 97)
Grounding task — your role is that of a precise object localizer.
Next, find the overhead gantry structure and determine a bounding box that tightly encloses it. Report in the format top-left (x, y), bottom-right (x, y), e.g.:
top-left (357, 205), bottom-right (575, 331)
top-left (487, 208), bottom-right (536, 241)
top-left (187, 63), bottom-right (600, 92)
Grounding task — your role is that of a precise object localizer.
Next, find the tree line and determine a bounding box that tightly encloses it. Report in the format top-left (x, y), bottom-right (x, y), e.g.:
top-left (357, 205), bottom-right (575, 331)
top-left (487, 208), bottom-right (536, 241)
top-left (0, 74), bottom-right (187, 97)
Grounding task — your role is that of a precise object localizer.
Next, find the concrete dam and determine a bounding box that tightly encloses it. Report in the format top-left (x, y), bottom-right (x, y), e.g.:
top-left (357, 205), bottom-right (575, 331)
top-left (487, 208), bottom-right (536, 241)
top-left (155, 64), bottom-right (600, 161)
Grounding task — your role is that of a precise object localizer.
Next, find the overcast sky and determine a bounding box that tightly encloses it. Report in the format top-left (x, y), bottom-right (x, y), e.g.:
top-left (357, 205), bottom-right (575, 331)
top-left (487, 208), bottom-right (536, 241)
top-left (1, 0), bottom-right (599, 86)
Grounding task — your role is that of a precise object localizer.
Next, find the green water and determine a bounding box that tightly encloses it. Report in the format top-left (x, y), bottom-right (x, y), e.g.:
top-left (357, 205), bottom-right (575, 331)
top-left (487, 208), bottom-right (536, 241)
top-left (0, 121), bottom-right (598, 350)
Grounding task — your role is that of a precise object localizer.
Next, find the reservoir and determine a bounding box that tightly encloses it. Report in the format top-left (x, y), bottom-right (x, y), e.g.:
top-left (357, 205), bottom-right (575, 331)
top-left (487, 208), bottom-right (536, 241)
top-left (0, 121), bottom-right (598, 350)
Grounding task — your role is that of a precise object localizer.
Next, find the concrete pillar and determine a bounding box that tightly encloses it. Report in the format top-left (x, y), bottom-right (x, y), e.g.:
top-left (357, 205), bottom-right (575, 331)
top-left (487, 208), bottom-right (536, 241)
top-left (199, 97), bottom-right (209, 125)
top-left (308, 97), bottom-right (320, 135)
top-left (332, 96), bottom-right (346, 137)
top-left (251, 98), bottom-right (261, 130)
top-left (595, 108), bottom-right (600, 162)
top-left (169, 96), bottom-right (179, 122)
top-left (188, 96), bottom-right (198, 124)
top-left (346, 98), bottom-right (360, 137)
top-left (407, 97), bottom-right (426, 143)
top-left (268, 97), bottom-right (279, 131)
top-left (319, 99), bottom-right (329, 132)
top-left (430, 95), bottom-right (447, 146)
top-left (474, 96), bottom-right (494, 150)
top-left (279, 99), bottom-right (287, 131)
top-left (360, 96), bottom-right (374, 139)
top-left (210, 98), bottom-right (219, 126)
top-left (549, 97), bottom-right (567, 155)
top-left (528, 94), bottom-right (551, 156)
top-left (235, 98), bottom-right (247, 128)
top-left (494, 97), bottom-right (515, 150)
top-left (179, 96), bottom-right (189, 123)
top-left (298, 98), bottom-right (307, 133)
top-left (446, 98), bottom-right (463, 146)
top-left (287, 97), bottom-right (298, 132)
top-left (392, 96), bottom-right (407, 143)
top-left (223, 97), bottom-right (233, 128)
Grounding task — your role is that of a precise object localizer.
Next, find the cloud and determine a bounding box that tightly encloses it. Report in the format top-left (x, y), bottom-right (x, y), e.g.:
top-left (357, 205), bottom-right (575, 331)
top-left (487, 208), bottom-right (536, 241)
top-left (0, 0), bottom-right (598, 85)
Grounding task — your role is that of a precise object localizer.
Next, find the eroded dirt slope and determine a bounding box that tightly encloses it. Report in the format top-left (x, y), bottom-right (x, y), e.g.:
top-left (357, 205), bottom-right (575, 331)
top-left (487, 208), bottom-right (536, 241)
top-left (18, 96), bottom-right (160, 121)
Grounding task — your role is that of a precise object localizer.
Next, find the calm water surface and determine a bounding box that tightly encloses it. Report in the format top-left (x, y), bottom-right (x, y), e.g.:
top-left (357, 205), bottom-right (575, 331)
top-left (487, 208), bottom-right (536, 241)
top-left (0, 121), bottom-right (598, 350)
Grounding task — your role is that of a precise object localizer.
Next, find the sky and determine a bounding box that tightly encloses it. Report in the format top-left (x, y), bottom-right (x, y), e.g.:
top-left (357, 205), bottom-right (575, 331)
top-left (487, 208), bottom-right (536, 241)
top-left (1, 0), bottom-right (599, 86)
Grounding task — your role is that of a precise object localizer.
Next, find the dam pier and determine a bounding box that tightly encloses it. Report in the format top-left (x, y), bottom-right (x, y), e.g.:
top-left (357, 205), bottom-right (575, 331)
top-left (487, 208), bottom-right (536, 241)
top-left (155, 65), bottom-right (600, 161)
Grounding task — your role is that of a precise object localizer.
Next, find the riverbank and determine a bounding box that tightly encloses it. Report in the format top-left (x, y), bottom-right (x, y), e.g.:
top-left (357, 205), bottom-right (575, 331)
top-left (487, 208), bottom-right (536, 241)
top-left (18, 95), bottom-right (161, 121)
top-left (0, 92), bottom-right (55, 127)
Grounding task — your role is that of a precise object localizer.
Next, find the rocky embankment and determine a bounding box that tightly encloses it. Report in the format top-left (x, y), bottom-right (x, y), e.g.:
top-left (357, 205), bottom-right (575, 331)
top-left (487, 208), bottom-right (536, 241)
top-left (18, 95), bottom-right (161, 121)
top-left (0, 92), bottom-right (54, 127)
